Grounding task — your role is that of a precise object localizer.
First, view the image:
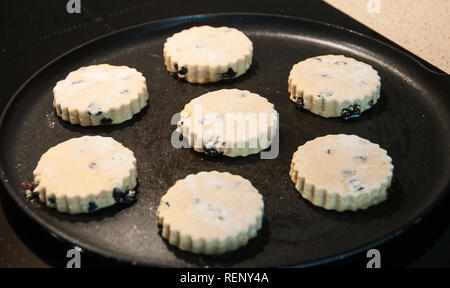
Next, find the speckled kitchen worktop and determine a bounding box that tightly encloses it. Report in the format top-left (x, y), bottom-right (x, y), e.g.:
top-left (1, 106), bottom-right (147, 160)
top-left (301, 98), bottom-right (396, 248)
top-left (324, 0), bottom-right (450, 73)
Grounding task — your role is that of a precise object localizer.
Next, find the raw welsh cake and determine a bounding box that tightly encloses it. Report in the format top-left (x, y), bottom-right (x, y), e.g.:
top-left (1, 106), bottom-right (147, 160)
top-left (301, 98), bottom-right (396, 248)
top-left (163, 26), bottom-right (253, 83)
top-left (177, 89), bottom-right (278, 157)
top-left (288, 55), bottom-right (381, 119)
top-left (32, 136), bottom-right (137, 214)
top-left (157, 171), bottom-right (264, 254)
top-left (290, 134), bottom-right (393, 211)
top-left (53, 64), bottom-right (149, 126)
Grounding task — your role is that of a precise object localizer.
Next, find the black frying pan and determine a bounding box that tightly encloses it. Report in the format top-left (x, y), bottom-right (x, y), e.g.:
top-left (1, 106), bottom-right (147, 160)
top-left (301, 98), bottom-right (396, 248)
top-left (0, 14), bottom-right (449, 267)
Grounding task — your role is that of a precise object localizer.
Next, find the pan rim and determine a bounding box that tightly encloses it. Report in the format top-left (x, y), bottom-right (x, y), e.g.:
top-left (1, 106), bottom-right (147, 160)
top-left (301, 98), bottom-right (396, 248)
top-left (0, 12), bottom-right (449, 267)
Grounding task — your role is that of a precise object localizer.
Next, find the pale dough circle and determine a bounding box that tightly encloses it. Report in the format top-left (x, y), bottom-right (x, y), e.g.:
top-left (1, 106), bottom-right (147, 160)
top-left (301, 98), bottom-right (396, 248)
top-left (53, 64), bottom-right (149, 126)
top-left (288, 55), bottom-right (381, 118)
top-left (157, 171), bottom-right (264, 254)
top-left (290, 134), bottom-right (393, 211)
top-left (178, 89), bottom-right (278, 157)
top-left (163, 26), bottom-right (253, 83)
top-left (33, 136), bottom-right (137, 214)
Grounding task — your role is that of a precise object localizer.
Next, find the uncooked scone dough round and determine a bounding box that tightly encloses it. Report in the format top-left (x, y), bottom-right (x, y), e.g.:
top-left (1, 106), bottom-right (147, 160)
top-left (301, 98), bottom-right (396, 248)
top-left (178, 89), bottom-right (278, 157)
top-left (288, 55), bottom-right (381, 119)
top-left (163, 26), bottom-right (253, 83)
top-left (33, 136), bottom-right (137, 214)
top-left (290, 134), bottom-right (393, 211)
top-left (157, 171), bottom-right (264, 254)
top-left (53, 64), bottom-right (149, 126)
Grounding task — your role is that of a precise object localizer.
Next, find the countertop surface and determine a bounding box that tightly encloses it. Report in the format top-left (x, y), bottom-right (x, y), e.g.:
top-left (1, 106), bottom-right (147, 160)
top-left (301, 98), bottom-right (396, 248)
top-left (0, 0), bottom-right (448, 268)
top-left (325, 0), bottom-right (450, 73)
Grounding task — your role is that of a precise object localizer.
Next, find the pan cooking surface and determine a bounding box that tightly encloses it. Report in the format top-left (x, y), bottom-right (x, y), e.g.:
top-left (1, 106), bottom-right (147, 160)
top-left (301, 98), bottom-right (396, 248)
top-left (0, 14), bottom-right (449, 267)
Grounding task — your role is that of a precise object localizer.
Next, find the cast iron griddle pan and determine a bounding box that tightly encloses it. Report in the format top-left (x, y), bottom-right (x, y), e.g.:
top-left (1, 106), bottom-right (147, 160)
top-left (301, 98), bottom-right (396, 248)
top-left (0, 14), bottom-right (449, 267)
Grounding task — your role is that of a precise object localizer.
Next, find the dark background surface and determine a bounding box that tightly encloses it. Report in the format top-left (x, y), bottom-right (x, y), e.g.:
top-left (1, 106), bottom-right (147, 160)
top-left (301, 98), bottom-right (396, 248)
top-left (0, 0), bottom-right (448, 268)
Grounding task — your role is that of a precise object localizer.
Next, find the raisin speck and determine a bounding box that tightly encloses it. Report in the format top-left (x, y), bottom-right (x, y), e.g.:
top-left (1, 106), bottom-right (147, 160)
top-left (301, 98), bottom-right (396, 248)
top-left (88, 103), bottom-right (102, 117)
top-left (321, 74), bottom-right (332, 79)
top-left (354, 156), bottom-right (368, 161)
top-left (318, 90), bottom-right (333, 97)
top-left (205, 148), bottom-right (223, 157)
top-left (295, 97), bottom-right (304, 109)
top-left (342, 170), bottom-right (355, 176)
top-left (368, 100), bottom-right (374, 107)
top-left (113, 188), bottom-right (136, 204)
top-left (341, 104), bottom-right (361, 119)
top-left (335, 61), bottom-right (347, 65)
top-left (178, 66), bottom-right (188, 75)
top-left (112, 188), bottom-right (122, 202)
top-left (88, 111), bottom-right (102, 117)
top-left (349, 179), bottom-right (364, 191)
top-left (88, 201), bottom-right (98, 213)
top-left (218, 216), bottom-right (225, 221)
top-left (193, 198), bottom-right (200, 204)
top-left (88, 162), bottom-right (97, 169)
top-left (122, 192), bottom-right (136, 204)
top-left (120, 88), bottom-right (129, 94)
top-left (48, 196), bottom-right (56, 204)
top-left (313, 57), bottom-right (322, 62)
top-left (22, 181), bottom-right (35, 191)
top-left (101, 118), bottom-right (113, 124)
top-left (165, 201), bottom-right (170, 207)
top-left (221, 68), bottom-right (236, 79)
top-left (72, 80), bottom-right (83, 84)
top-left (171, 64), bottom-right (179, 78)
top-left (326, 149), bottom-right (332, 154)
